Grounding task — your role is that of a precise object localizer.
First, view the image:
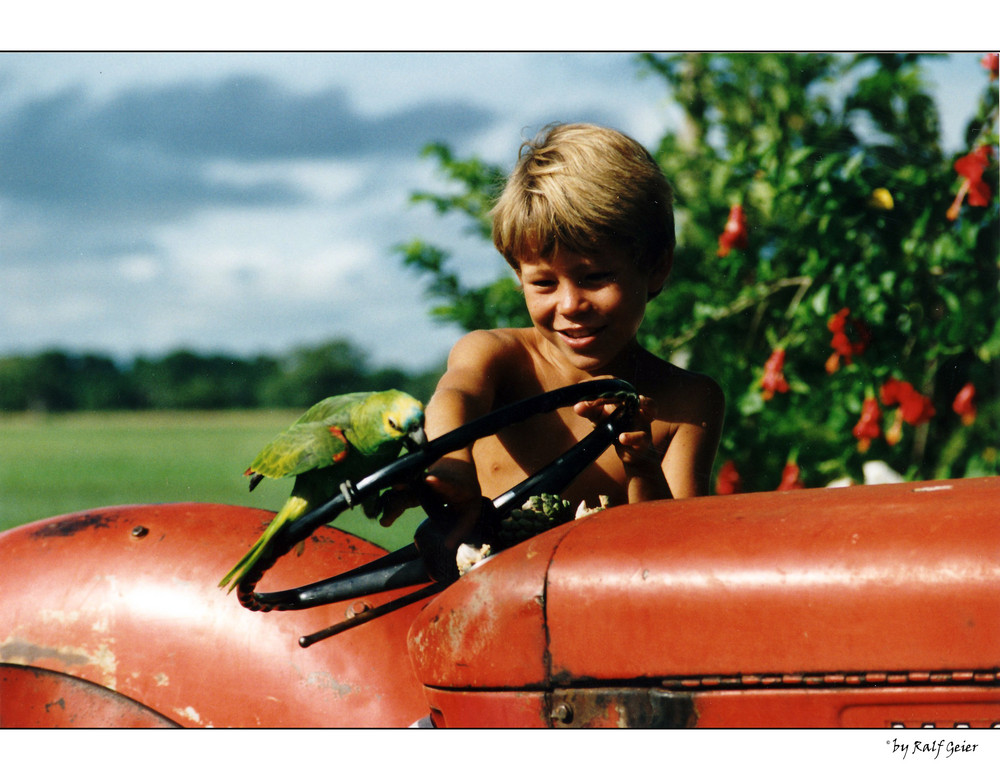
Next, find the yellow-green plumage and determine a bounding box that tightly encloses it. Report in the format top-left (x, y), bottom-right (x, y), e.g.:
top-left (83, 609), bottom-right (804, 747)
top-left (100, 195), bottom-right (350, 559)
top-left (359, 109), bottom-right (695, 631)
top-left (219, 390), bottom-right (425, 592)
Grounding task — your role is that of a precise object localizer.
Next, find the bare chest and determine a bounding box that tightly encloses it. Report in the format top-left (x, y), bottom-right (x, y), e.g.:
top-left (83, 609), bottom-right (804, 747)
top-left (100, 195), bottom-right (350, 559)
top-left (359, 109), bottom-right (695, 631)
top-left (472, 407), bottom-right (645, 508)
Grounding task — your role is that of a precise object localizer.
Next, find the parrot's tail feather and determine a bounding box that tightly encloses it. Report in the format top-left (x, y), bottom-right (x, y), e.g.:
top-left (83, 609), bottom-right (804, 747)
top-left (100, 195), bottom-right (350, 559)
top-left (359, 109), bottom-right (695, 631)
top-left (218, 496), bottom-right (310, 593)
top-left (218, 536), bottom-right (265, 590)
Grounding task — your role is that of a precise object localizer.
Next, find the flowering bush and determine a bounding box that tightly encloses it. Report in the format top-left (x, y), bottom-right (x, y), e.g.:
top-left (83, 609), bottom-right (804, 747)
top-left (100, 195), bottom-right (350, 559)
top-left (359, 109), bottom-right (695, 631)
top-left (401, 53), bottom-right (998, 492)
top-left (952, 382), bottom-right (977, 426)
top-left (637, 53), bottom-right (998, 490)
top-left (776, 459), bottom-right (805, 490)
top-left (760, 347), bottom-right (790, 400)
top-left (717, 204), bottom-right (749, 257)
top-left (948, 146), bottom-right (994, 219)
top-left (714, 460), bottom-right (744, 494)
top-left (852, 397), bottom-right (883, 452)
top-left (825, 308), bottom-right (871, 374)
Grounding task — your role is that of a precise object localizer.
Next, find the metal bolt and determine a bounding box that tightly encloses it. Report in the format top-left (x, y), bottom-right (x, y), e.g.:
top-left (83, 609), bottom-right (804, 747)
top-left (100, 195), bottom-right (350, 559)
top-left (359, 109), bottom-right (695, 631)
top-left (552, 703), bottom-right (573, 724)
top-left (346, 600), bottom-right (370, 618)
top-left (130, 525), bottom-right (149, 538)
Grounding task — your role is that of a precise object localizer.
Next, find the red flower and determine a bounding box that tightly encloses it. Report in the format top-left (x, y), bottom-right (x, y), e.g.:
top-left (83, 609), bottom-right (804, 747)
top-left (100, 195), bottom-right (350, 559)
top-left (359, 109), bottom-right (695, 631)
top-left (947, 146), bottom-right (993, 220)
top-left (715, 460), bottom-right (743, 495)
top-left (826, 308), bottom-right (870, 373)
top-left (717, 204), bottom-right (749, 257)
top-left (760, 347), bottom-right (790, 401)
top-left (879, 377), bottom-right (912, 406)
top-left (852, 397), bottom-right (882, 453)
top-left (777, 460), bottom-right (804, 491)
top-left (983, 53), bottom-right (999, 81)
top-left (878, 377), bottom-right (935, 442)
top-left (952, 382), bottom-right (977, 426)
top-left (899, 389), bottom-right (935, 426)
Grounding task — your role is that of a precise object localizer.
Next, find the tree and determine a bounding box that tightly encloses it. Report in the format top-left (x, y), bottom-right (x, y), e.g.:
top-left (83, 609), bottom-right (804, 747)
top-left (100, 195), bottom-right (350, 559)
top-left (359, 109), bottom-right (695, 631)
top-left (397, 143), bottom-right (529, 331)
top-left (257, 340), bottom-right (376, 408)
top-left (0, 340), bottom-right (439, 412)
top-left (131, 350), bottom-right (277, 409)
top-left (398, 52), bottom-right (999, 492)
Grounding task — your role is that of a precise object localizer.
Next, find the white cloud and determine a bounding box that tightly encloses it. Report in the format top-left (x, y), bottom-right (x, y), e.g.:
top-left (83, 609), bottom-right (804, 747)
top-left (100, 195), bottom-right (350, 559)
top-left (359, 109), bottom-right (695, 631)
top-left (116, 254), bottom-right (162, 283)
top-left (0, 52), bottom-right (990, 374)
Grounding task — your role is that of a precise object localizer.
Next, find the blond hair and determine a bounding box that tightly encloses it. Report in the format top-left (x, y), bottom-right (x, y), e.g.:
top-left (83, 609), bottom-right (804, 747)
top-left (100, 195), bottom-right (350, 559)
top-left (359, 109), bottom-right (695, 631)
top-left (491, 123), bottom-right (674, 271)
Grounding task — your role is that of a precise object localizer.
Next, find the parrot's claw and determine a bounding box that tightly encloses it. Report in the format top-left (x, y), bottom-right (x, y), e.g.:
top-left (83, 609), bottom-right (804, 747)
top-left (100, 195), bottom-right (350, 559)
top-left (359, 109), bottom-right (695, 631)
top-left (340, 480), bottom-right (359, 506)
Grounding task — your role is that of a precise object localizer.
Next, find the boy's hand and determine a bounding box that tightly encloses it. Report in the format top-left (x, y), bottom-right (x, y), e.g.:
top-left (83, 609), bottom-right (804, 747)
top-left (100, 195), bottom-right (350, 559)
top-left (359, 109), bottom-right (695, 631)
top-left (423, 456), bottom-right (484, 548)
top-left (376, 484), bottom-right (420, 527)
top-left (574, 394), bottom-right (661, 472)
top-left (576, 394), bottom-right (672, 502)
top-left (376, 455), bottom-right (484, 533)
top-left (381, 455), bottom-right (484, 550)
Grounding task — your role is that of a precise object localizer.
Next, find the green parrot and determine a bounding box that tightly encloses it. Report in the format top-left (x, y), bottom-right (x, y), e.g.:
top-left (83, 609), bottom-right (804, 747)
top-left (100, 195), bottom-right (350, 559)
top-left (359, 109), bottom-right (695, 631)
top-left (219, 390), bottom-right (426, 592)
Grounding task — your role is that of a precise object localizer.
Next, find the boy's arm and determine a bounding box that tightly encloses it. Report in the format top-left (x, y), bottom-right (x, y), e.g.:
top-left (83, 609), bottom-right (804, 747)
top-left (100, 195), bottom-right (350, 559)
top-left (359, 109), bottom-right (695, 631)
top-left (585, 373), bottom-right (725, 501)
top-left (662, 376), bottom-right (725, 499)
top-left (421, 330), bottom-right (506, 544)
top-left (425, 330), bottom-right (502, 441)
top-left (610, 396), bottom-right (675, 503)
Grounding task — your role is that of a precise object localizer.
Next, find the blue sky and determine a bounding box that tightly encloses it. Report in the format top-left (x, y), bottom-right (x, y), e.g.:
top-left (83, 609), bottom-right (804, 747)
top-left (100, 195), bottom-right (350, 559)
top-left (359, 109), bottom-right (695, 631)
top-left (0, 51), bottom-right (992, 370)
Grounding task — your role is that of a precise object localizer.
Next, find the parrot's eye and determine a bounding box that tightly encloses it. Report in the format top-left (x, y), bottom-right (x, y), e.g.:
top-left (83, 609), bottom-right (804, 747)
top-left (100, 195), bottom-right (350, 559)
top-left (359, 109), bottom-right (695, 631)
top-left (387, 417), bottom-right (401, 432)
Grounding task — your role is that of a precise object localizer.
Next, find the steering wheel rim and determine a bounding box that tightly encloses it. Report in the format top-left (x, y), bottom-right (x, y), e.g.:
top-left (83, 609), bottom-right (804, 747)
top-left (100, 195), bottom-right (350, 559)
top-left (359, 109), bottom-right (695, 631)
top-left (235, 378), bottom-right (639, 614)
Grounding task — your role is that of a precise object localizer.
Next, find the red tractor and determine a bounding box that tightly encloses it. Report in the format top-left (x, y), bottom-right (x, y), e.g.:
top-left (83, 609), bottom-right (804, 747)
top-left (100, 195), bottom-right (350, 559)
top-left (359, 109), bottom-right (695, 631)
top-left (2, 380), bottom-right (998, 728)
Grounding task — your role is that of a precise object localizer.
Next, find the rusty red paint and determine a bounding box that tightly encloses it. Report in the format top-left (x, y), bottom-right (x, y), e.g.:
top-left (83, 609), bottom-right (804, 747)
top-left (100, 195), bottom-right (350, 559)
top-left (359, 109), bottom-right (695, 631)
top-left (692, 687), bottom-right (1000, 728)
top-left (5, 475), bottom-right (1000, 729)
top-left (543, 479), bottom-right (999, 680)
top-left (407, 528), bottom-right (560, 689)
top-left (29, 512), bottom-right (114, 538)
top-left (409, 477), bottom-right (1000, 727)
top-left (1, 503), bottom-right (430, 727)
top-left (0, 664), bottom-right (179, 727)
top-left (420, 688), bottom-right (549, 728)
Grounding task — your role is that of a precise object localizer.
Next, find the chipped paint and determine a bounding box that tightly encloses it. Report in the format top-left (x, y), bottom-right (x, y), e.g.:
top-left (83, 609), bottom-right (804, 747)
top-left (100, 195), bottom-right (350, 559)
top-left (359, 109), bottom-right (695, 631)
top-left (1, 501), bottom-right (434, 727)
top-left (1, 637), bottom-right (91, 667)
top-left (301, 669), bottom-right (358, 697)
top-left (0, 636), bottom-right (118, 689)
top-left (38, 609), bottom-right (82, 626)
top-left (173, 705), bottom-right (204, 726)
top-left (30, 512), bottom-right (114, 538)
top-left (45, 697), bottom-right (67, 713)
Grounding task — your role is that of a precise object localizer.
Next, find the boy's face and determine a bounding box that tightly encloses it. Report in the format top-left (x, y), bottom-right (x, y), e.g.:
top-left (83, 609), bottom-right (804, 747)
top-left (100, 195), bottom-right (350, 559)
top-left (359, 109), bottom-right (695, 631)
top-left (516, 246), bottom-right (668, 374)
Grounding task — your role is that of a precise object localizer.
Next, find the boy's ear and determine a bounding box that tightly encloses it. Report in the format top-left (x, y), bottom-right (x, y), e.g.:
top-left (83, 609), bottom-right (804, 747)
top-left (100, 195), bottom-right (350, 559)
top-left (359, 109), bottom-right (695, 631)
top-left (647, 248), bottom-right (673, 299)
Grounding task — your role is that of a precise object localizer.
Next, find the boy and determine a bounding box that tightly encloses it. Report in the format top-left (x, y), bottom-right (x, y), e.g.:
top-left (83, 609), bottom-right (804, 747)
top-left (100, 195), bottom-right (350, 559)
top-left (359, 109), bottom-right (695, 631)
top-left (393, 123), bottom-right (724, 547)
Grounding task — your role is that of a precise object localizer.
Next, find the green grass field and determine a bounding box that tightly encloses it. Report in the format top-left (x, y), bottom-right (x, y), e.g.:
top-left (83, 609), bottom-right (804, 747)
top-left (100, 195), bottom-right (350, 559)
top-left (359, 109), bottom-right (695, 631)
top-left (0, 409), bottom-right (423, 548)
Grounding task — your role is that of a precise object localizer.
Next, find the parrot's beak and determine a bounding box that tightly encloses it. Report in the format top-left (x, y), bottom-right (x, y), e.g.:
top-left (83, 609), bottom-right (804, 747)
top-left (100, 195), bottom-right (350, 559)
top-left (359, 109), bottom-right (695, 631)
top-left (407, 426), bottom-right (428, 450)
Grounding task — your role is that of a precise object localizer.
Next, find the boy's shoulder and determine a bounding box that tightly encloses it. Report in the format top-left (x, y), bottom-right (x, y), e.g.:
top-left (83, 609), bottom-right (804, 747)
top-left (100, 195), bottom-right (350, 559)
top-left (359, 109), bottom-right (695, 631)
top-left (636, 350), bottom-right (725, 416)
top-left (448, 328), bottom-right (572, 402)
top-left (448, 328), bottom-right (535, 367)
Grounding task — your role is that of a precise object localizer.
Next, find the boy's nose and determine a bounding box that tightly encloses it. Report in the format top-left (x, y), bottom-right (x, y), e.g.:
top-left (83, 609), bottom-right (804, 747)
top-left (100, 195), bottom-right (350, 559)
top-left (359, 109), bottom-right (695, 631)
top-left (556, 284), bottom-right (588, 315)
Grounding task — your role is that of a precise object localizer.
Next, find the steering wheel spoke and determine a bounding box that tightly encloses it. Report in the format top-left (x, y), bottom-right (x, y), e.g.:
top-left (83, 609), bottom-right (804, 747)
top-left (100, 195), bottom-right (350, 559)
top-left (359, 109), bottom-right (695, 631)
top-left (235, 379), bottom-right (638, 639)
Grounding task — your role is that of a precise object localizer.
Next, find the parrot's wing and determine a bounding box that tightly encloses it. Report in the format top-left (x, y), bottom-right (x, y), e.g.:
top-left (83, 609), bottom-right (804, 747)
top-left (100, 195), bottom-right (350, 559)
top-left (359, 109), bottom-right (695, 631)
top-left (294, 392), bottom-right (372, 425)
top-left (246, 421), bottom-right (350, 480)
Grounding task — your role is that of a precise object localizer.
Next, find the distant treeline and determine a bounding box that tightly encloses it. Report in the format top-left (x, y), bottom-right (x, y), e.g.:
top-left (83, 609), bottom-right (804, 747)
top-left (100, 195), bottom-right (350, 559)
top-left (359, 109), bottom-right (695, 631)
top-left (0, 340), bottom-right (443, 412)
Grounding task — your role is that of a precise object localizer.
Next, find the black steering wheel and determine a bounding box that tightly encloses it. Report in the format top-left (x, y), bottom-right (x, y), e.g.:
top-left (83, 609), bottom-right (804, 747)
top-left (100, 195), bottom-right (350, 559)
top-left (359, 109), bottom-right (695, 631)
top-left (234, 378), bottom-right (639, 646)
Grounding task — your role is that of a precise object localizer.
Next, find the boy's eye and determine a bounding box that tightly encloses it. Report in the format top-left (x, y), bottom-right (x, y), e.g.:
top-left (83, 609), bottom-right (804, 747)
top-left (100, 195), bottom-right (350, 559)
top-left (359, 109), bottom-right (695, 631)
top-left (528, 278), bottom-right (556, 289)
top-left (582, 271), bottom-right (614, 285)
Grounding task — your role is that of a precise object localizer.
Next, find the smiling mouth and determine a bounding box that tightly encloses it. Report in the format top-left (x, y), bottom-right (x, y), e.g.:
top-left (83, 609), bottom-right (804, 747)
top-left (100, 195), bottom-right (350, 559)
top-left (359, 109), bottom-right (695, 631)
top-left (557, 326), bottom-right (604, 347)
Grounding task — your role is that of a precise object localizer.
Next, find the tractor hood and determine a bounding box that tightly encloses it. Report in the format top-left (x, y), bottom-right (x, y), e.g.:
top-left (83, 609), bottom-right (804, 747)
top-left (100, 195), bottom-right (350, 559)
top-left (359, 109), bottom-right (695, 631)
top-left (0, 503), bottom-right (431, 727)
top-left (408, 477), bottom-right (1000, 691)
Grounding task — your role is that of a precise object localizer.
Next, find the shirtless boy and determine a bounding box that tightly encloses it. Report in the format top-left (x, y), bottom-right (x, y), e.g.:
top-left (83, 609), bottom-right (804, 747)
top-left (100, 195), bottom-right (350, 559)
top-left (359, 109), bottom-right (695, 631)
top-left (398, 123), bottom-right (724, 544)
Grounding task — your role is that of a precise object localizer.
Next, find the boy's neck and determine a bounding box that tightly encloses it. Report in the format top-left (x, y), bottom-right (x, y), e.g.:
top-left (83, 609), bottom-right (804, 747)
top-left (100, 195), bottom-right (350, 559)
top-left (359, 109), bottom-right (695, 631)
top-left (535, 331), bottom-right (646, 386)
